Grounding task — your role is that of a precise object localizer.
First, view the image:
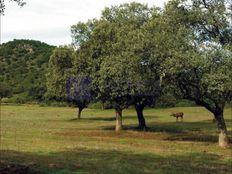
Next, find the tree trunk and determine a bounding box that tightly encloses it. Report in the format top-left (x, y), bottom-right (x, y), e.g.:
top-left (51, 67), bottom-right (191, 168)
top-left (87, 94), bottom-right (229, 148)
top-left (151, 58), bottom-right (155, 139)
top-left (101, 102), bottom-right (105, 110)
top-left (135, 105), bottom-right (147, 131)
top-left (115, 109), bottom-right (123, 132)
top-left (214, 112), bottom-right (230, 148)
top-left (77, 107), bottom-right (83, 119)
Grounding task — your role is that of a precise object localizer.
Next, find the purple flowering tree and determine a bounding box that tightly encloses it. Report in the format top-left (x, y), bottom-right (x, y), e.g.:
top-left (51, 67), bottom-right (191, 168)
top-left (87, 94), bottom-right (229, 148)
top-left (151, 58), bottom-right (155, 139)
top-left (67, 75), bottom-right (92, 119)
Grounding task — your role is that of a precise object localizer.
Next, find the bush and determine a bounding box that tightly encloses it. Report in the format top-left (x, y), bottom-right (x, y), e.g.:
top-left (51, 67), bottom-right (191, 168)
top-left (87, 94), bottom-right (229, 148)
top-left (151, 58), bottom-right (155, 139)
top-left (2, 93), bottom-right (33, 104)
top-left (102, 101), bottom-right (113, 109)
top-left (154, 93), bottom-right (177, 108)
top-left (39, 100), bottom-right (69, 107)
top-left (88, 101), bottom-right (113, 110)
top-left (28, 85), bottom-right (46, 101)
top-left (175, 100), bottom-right (196, 107)
top-left (88, 102), bottom-right (103, 109)
top-left (1, 97), bottom-right (10, 103)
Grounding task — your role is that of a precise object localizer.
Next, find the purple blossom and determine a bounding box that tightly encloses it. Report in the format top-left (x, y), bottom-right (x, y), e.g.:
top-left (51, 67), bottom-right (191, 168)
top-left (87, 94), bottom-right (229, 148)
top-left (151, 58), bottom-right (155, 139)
top-left (66, 75), bottom-right (92, 107)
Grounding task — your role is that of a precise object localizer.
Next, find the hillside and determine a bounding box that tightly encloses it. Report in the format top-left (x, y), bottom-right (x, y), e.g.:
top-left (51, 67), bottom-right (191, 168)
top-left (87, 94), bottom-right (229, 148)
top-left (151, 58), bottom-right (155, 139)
top-left (0, 39), bottom-right (55, 101)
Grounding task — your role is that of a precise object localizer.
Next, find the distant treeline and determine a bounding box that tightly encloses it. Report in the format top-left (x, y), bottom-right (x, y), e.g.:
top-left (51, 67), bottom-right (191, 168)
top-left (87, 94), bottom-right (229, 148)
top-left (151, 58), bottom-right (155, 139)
top-left (0, 39), bottom-right (55, 102)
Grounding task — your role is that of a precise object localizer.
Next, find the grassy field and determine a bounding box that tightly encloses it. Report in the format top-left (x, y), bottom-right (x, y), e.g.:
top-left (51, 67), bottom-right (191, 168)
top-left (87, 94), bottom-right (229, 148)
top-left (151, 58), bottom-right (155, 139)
top-left (0, 105), bottom-right (232, 174)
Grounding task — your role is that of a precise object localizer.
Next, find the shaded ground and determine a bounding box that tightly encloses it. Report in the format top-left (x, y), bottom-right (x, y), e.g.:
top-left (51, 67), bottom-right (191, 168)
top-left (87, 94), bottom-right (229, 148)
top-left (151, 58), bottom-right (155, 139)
top-left (0, 164), bottom-right (36, 174)
top-left (1, 149), bottom-right (232, 174)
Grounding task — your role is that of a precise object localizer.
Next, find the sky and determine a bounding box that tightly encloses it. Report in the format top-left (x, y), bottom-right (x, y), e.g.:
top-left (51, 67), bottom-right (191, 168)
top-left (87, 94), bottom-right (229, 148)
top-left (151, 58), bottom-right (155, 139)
top-left (1, 0), bottom-right (168, 46)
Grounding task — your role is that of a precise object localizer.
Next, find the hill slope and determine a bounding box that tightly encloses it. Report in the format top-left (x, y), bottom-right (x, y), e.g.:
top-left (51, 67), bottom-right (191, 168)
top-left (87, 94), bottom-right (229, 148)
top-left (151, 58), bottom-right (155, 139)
top-left (0, 39), bottom-right (55, 101)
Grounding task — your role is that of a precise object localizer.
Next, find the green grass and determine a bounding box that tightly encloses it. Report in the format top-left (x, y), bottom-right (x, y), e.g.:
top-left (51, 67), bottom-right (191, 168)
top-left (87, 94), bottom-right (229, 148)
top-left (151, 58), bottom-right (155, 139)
top-left (0, 105), bottom-right (232, 174)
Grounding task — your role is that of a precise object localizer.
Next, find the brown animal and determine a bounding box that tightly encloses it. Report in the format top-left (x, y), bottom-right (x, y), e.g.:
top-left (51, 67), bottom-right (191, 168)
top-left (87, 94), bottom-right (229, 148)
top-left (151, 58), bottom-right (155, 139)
top-left (170, 112), bottom-right (184, 122)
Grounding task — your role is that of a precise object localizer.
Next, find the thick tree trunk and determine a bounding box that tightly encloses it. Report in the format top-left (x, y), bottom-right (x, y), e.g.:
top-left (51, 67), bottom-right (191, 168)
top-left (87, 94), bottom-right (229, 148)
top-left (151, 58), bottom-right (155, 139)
top-left (214, 112), bottom-right (230, 148)
top-left (135, 105), bottom-right (147, 131)
top-left (77, 107), bottom-right (83, 119)
top-left (115, 109), bottom-right (123, 132)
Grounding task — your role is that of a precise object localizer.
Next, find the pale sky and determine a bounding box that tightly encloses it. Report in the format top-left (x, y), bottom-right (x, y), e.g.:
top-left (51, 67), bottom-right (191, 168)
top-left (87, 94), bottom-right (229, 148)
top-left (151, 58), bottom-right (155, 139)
top-left (1, 0), bottom-right (168, 46)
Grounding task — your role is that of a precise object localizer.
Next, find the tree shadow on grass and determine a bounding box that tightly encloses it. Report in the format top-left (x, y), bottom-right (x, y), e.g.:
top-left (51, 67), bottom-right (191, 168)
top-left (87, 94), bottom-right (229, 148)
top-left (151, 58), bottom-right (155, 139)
top-left (101, 119), bottom-right (232, 143)
top-left (0, 148), bottom-right (231, 174)
top-left (102, 121), bottom-right (215, 133)
top-left (66, 117), bottom-right (116, 122)
top-left (82, 115), bottom-right (156, 122)
top-left (84, 117), bottom-right (116, 121)
top-left (147, 119), bottom-right (232, 133)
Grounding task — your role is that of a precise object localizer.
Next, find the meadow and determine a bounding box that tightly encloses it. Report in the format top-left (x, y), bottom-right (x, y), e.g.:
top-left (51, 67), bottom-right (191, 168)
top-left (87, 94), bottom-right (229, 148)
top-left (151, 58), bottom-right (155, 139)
top-left (0, 105), bottom-right (232, 174)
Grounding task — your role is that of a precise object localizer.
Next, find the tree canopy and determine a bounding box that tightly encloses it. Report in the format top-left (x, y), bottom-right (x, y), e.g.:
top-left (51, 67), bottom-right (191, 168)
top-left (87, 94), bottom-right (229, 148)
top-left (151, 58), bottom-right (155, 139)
top-left (161, 0), bottom-right (232, 148)
top-left (46, 46), bottom-right (74, 101)
top-left (67, 75), bottom-right (93, 119)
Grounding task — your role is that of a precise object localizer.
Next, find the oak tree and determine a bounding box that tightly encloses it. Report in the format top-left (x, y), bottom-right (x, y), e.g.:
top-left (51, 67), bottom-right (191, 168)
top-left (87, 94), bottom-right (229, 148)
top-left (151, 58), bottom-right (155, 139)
top-left (162, 0), bottom-right (232, 148)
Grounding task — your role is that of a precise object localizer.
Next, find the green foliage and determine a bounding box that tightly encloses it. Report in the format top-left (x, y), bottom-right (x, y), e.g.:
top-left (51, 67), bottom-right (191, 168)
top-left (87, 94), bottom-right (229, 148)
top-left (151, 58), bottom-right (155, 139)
top-left (46, 46), bottom-right (74, 101)
top-left (2, 92), bottom-right (33, 104)
top-left (71, 20), bottom-right (95, 48)
top-left (71, 2), bottom-right (162, 111)
top-left (88, 101), bottom-right (113, 110)
top-left (0, 39), bottom-right (55, 102)
top-left (175, 100), bottom-right (196, 107)
top-left (154, 93), bottom-right (177, 108)
top-left (0, 82), bottom-right (12, 99)
top-left (88, 102), bottom-right (103, 109)
top-left (162, 0), bottom-right (232, 115)
top-left (39, 100), bottom-right (69, 107)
